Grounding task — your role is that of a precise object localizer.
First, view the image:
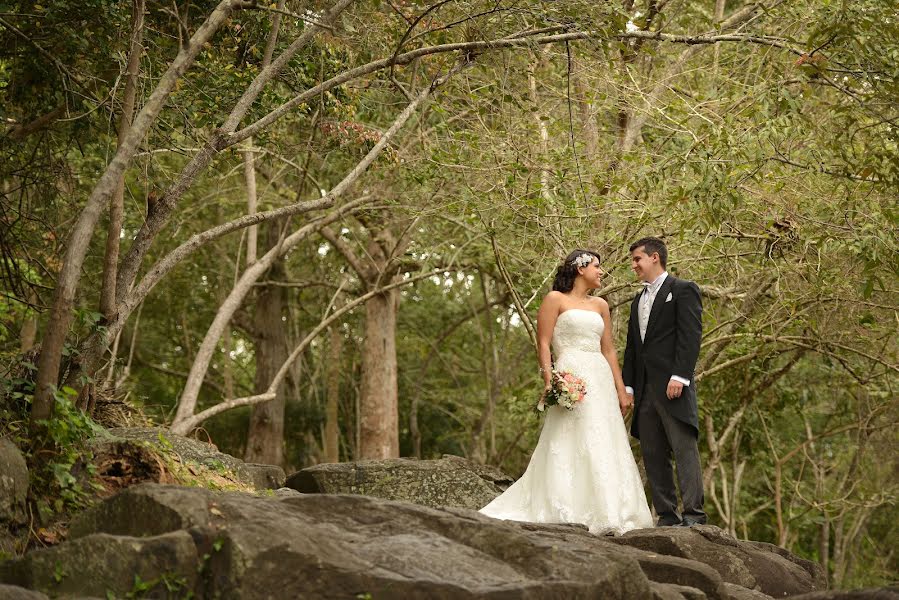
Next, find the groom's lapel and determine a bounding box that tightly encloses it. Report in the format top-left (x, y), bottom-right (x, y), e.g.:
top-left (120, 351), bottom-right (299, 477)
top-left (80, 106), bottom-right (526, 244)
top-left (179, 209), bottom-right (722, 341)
top-left (645, 276), bottom-right (675, 342)
top-left (630, 292), bottom-right (643, 348)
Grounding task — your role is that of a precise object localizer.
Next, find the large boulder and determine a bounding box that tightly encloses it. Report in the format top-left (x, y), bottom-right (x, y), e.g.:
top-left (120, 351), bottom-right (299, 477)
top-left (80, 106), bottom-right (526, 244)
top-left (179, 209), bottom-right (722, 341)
top-left (0, 436), bottom-right (29, 558)
top-left (608, 526), bottom-right (826, 598)
top-left (284, 454), bottom-right (513, 510)
top-left (0, 437), bottom-right (28, 525)
top-left (96, 427), bottom-right (285, 491)
top-left (0, 584), bottom-right (49, 599)
top-left (789, 591), bottom-right (899, 600)
top-left (1, 531), bottom-right (199, 599)
top-left (6, 484), bottom-right (649, 599)
top-left (0, 484), bottom-right (826, 599)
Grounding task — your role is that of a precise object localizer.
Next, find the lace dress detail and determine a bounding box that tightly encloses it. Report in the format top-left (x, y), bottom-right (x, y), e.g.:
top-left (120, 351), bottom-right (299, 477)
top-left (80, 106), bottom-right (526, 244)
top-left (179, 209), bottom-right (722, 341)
top-left (479, 309), bottom-right (653, 534)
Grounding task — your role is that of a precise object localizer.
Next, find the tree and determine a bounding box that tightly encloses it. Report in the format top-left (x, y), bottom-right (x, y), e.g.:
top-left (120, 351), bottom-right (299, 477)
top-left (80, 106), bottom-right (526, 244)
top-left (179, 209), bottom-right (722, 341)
top-left (2, 0), bottom-right (896, 585)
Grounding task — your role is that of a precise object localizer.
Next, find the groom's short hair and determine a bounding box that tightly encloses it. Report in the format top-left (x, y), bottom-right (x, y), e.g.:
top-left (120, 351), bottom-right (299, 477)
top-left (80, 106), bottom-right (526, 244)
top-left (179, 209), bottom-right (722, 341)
top-left (630, 237), bottom-right (668, 267)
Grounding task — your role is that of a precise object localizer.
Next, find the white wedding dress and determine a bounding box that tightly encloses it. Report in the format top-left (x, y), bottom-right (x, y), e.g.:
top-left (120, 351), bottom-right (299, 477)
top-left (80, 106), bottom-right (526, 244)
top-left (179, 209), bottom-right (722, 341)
top-left (480, 309), bottom-right (653, 534)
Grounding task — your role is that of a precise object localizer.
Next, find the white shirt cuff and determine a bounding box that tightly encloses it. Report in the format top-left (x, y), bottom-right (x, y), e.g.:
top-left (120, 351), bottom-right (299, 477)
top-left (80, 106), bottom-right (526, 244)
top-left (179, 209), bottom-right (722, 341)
top-left (670, 375), bottom-right (690, 386)
top-left (625, 386), bottom-right (634, 395)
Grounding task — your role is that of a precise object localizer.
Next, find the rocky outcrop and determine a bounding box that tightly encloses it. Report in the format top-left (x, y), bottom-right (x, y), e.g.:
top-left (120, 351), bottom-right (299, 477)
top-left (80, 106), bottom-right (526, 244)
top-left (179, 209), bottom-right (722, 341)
top-left (95, 427), bottom-right (285, 491)
top-left (0, 436), bottom-right (28, 558)
top-left (0, 437), bottom-right (28, 526)
top-left (0, 584), bottom-right (49, 599)
top-left (608, 526), bottom-right (826, 598)
top-left (788, 591), bottom-right (899, 600)
top-left (0, 484), bottom-right (826, 599)
top-left (284, 454), bottom-right (513, 510)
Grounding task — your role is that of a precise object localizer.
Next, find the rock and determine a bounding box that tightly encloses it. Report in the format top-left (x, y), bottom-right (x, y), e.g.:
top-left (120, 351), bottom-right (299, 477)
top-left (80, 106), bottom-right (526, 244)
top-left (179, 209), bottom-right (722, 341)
top-left (97, 427), bottom-right (285, 490)
top-left (617, 547), bottom-right (726, 599)
top-left (650, 582), bottom-right (710, 600)
top-left (69, 484), bottom-right (214, 539)
top-left (241, 462), bottom-right (286, 490)
top-left (7, 484), bottom-right (651, 599)
top-left (0, 484), bottom-right (832, 599)
top-left (0, 530), bottom-right (199, 598)
top-left (273, 487), bottom-right (303, 499)
top-left (722, 582), bottom-right (774, 600)
top-left (0, 437), bottom-right (28, 526)
top-left (745, 539), bottom-right (828, 591)
top-left (284, 454), bottom-right (513, 510)
top-left (608, 525), bottom-right (825, 598)
top-left (789, 590), bottom-right (899, 599)
top-left (0, 584), bottom-right (50, 599)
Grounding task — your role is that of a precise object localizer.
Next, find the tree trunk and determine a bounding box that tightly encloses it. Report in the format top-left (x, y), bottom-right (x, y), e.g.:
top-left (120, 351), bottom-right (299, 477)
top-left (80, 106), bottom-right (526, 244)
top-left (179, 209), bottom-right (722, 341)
top-left (470, 273), bottom-right (498, 462)
top-left (570, 52), bottom-right (598, 159)
top-left (324, 325), bottom-right (342, 462)
top-left (30, 0), bottom-right (236, 424)
top-left (244, 220), bottom-right (288, 465)
top-left (359, 289), bottom-right (399, 459)
top-left (170, 81), bottom-right (439, 429)
top-left (243, 141), bottom-right (258, 266)
top-left (100, 0), bottom-right (145, 324)
top-left (527, 51), bottom-right (552, 203)
top-left (216, 205), bottom-right (236, 400)
top-left (819, 514), bottom-right (830, 587)
top-left (19, 289), bottom-right (38, 352)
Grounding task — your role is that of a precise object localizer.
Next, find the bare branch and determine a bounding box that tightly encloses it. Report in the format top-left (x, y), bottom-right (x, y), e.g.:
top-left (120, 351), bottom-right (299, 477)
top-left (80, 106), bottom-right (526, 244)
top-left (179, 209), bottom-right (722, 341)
top-left (171, 267), bottom-right (453, 434)
top-left (169, 63), bottom-right (461, 427)
top-left (233, 27), bottom-right (802, 145)
top-left (31, 0), bottom-right (238, 422)
top-left (115, 0), bottom-right (356, 305)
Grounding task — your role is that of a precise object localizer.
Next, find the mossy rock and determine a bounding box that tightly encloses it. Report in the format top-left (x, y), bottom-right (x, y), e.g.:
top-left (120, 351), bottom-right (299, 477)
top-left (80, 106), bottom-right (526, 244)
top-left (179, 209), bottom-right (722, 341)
top-left (284, 454), bottom-right (513, 510)
top-left (92, 427), bottom-right (285, 491)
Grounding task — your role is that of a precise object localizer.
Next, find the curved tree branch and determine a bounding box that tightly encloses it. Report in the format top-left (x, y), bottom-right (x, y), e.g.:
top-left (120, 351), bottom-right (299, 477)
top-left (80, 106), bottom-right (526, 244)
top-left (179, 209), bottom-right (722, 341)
top-left (170, 63), bottom-right (462, 427)
top-left (171, 267), bottom-right (453, 434)
top-left (31, 0), bottom-right (238, 423)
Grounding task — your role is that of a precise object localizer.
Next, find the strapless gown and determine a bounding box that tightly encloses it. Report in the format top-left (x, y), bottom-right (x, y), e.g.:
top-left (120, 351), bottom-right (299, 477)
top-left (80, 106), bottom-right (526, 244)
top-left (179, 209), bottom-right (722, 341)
top-left (479, 309), bottom-right (653, 534)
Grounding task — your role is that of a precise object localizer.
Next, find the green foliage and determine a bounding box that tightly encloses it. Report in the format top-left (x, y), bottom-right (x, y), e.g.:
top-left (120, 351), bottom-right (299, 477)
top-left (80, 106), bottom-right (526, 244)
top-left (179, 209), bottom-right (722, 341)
top-left (30, 386), bottom-right (104, 515)
top-left (126, 572), bottom-right (192, 599)
top-left (52, 560), bottom-right (67, 583)
top-left (1, 0), bottom-right (895, 588)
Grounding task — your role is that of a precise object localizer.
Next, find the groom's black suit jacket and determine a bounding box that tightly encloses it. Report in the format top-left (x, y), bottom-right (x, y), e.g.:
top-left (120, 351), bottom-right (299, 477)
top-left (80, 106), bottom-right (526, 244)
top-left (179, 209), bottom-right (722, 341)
top-left (622, 275), bottom-right (703, 439)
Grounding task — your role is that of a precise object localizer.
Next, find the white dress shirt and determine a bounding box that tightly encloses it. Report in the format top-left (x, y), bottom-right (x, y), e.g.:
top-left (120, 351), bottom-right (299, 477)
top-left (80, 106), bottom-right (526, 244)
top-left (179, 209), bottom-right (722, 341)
top-left (625, 271), bottom-right (690, 396)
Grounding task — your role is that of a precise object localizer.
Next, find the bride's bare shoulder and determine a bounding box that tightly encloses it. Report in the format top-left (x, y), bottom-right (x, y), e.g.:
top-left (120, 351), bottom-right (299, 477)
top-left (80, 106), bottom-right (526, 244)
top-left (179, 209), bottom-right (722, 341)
top-left (591, 296), bottom-right (610, 314)
top-left (539, 291), bottom-right (565, 313)
top-left (543, 290), bottom-right (566, 303)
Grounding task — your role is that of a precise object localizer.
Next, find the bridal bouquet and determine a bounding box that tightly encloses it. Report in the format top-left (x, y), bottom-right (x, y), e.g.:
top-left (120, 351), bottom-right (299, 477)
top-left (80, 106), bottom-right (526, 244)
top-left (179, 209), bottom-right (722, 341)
top-left (537, 370), bottom-right (586, 412)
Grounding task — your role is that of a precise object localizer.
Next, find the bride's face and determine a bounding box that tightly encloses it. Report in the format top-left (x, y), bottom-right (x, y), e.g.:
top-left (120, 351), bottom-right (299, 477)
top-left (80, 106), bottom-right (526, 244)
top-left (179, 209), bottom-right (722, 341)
top-left (579, 259), bottom-right (603, 288)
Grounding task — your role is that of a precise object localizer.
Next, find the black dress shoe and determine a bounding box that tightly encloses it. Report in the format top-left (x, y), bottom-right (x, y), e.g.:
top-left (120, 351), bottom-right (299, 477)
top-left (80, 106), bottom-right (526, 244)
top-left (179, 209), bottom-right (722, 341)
top-left (678, 518), bottom-right (707, 527)
top-left (656, 517), bottom-right (682, 527)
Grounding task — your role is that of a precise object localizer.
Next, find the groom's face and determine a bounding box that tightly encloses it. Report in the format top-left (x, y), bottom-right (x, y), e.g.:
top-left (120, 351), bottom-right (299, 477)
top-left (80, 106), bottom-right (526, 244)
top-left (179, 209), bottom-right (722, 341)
top-left (631, 248), bottom-right (659, 281)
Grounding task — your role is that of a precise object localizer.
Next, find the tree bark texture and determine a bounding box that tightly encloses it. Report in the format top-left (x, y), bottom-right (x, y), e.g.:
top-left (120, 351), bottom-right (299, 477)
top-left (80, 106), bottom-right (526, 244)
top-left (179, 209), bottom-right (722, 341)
top-left (244, 220), bottom-right (288, 466)
top-left (19, 289), bottom-right (38, 353)
top-left (171, 77), bottom-right (440, 429)
top-left (100, 0), bottom-right (145, 324)
top-left (360, 288), bottom-right (399, 459)
top-left (243, 142), bottom-right (259, 266)
top-left (324, 325), bottom-right (342, 462)
top-left (31, 0), bottom-right (236, 424)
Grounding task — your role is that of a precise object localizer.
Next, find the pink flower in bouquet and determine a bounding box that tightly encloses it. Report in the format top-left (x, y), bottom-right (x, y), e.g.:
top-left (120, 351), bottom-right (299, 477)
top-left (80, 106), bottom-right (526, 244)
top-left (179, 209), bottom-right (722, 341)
top-left (538, 369), bottom-right (587, 412)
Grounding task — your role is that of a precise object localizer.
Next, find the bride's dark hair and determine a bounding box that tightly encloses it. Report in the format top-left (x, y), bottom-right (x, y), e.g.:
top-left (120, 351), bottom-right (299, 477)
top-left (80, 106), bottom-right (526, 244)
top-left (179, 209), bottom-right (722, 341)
top-left (552, 249), bottom-right (601, 293)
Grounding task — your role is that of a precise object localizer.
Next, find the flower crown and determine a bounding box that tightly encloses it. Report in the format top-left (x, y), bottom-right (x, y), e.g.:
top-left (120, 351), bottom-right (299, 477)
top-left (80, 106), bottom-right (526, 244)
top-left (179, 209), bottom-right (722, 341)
top-left (570, 253), bottom-right (594, 268)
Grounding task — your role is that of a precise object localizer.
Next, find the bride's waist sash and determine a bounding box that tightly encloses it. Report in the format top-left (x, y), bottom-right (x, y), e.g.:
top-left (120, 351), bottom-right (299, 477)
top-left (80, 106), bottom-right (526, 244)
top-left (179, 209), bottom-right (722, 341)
top-left (554, 346), bottom-right (602, 356)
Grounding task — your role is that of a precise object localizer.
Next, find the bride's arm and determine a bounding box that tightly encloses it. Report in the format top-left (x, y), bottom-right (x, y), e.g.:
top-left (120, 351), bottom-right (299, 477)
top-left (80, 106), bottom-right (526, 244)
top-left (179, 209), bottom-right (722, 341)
top-left (598, 299), bottom-right (631, 416)
top-left (536, 292), bottom-right (562, 392)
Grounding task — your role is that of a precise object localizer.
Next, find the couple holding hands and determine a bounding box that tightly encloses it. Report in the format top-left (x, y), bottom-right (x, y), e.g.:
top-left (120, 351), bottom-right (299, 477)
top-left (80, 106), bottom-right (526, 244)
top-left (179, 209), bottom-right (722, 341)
top-left (481, 237), bottom-right (706, 534)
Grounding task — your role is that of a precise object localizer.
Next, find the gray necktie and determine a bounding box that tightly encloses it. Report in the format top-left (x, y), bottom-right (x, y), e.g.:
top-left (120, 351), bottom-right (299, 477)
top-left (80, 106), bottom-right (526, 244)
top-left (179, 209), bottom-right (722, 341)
top-left (639, 282), bottom-right (654, 341)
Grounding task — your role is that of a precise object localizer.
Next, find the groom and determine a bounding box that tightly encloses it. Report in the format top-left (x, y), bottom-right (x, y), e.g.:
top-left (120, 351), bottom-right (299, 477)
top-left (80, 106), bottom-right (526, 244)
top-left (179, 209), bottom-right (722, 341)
top-left (622, 237), bottom-right (707, 527)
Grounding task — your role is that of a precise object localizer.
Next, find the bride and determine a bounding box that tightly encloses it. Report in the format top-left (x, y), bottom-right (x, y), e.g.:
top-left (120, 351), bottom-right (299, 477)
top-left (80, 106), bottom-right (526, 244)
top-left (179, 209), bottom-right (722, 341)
top-left (480, 249), bottom-right (653, 534)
